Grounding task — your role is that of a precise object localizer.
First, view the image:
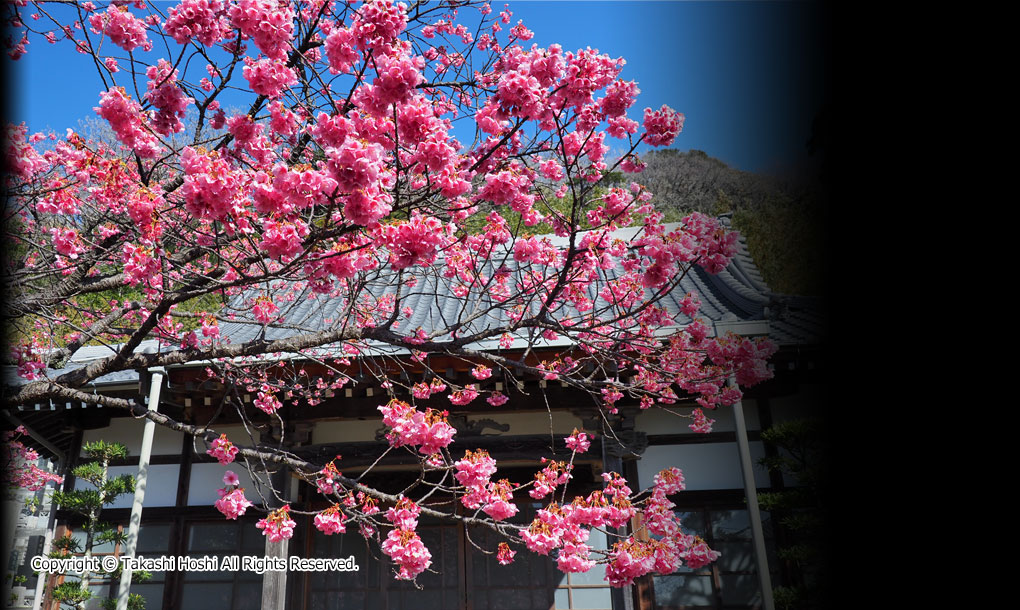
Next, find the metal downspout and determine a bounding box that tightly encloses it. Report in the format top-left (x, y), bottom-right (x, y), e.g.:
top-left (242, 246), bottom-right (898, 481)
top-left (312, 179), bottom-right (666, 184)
top-left (729, 374), bottom-right (775, 610)
top-left (114, 367), bottom-right (164, 610)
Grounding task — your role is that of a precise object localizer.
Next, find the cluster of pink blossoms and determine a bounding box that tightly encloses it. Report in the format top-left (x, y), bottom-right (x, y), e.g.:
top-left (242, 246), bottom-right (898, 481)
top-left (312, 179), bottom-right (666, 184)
top-left (242, 56), bottom-right (298, 98)
top-left (145, 60), bottom-right (191, 136)
top-left (164, 0), bottom-right (232, 46)
top-left (386, 496), bottom-right (421, 530)
top-left (470, 365), bottom-right (492, 380)
top-left (254, 163), bottom-right (337, 215)
top-left (411, 377), bottom-right (446, 399)
top-left (689, 407), bottom-right (716, 434)
top-left (377, 213), bottom-right (451, 270)
top-left (351, 0), bottom-right (408, 52)
top-left (206, 434), bottom-right (239, 465)
top-left (254, 389), bottom-right (282, 415)
top-left (642, 104), bottom-right (685, 147)
top-left (602, 467), bottom-right (718, 585)
top-left (454, 449), bottom-right (497, 508)
top-left (314, 504), bottom-right (347, 535)
top-left (483, 479), bottom-right (519, 521)
top-left (179, 147), bottom-right (242, 221)
top-left (252, 295), bottom-right (279, 324)
top-left (4, 123), bottom-right (47, 181)
top-left (49, 227), bottom-right (83, 260)
top-left (10, 340), bottom-right (46, 381)
top-left (529, 459), bottom-right (572, 500)
top-left (496, 542), bottom-right (516, 565)
top-left (381, 527), bottom-right (432, 581)
top-left (3, 427), bottom-right (64, 491)
top-left (260, 218), bottom-right (308, 261)
top-left (94, 88), bottom-right (162, 158)
top-left (706, 332), bottom-right (778, 388)
top-left (257, 505), bottom-right (297, 542)
top-left (447, 384), bottom-right (479, 406)
top-left (316, 459), bottom-right (343, 495)
top-left (363, 50), bottom-right (425, 113)
top-left (521, 471), bottom-right (640, 576)
top-left (378, 399), bottom-right (456, 455)
top-left (381, 496), bottom-right (431, 580)
top-left (121, 243), bottom-right (161, 288)
top-left (565, 428), bottom-right (592, 453)
top-left (215, 471), bottom-right (253, 520)
top-left (324, 26), bottom-right (359, 74)
top-left (228, 0), bottom-right (293, 61)
top-left (88, 5), bottom-right (151, 53)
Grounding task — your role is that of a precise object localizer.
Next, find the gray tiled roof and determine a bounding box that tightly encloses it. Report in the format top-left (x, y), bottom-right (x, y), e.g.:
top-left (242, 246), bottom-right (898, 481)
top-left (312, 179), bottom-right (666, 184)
top-left (216, 218), bottom-right (825, 352)
top-left (2, 218), bottom-right (825, 393)
top-left (1, 341), bottom-right (172, 389)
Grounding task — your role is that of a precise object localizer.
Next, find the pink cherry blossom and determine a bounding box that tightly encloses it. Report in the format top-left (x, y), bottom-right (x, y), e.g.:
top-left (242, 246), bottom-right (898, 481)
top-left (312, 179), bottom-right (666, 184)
top-left (215, 487), bottom-right (253, 520)
top-left (88, 5), bottom-right (150, 53)
top-left (642, 104), bottom-right (685, 147)
top-left (689, 407), bottom-right (716, 434)
top-left (486, 392), bottom-right (509, 406)
top-left (228, 0), bottom-right (294, 61)
top-left (565, 428), bottom-right (591, 453)
top-left (381, 528), bottom-right (432, 581)
top-left (254, 390), bottom-right (282, 415)
top-left (314, 505), bottom-right (347, 535)
top-left (256, 505), bottom-right (297, 542)
top-left (206, 434), bottom-right (239, 465)
top-left (94, 88), bottom-right (162, 158)
top-left (165, 0), bottom-right (231, 46)
top-left (497, 542), bottom-right (516, 565)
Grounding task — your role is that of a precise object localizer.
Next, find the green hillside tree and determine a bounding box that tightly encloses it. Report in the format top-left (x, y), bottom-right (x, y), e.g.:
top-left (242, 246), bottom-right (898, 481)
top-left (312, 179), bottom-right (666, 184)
top-left (47, 441), bottom-right (149, 610)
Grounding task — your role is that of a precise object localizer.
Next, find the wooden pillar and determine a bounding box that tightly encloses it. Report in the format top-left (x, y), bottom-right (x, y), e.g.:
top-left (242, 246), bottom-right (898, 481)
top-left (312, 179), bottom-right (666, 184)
top-left (261, 431), bottom-right (291, 610)
top-left (261, 537), bottom-right (289, 610)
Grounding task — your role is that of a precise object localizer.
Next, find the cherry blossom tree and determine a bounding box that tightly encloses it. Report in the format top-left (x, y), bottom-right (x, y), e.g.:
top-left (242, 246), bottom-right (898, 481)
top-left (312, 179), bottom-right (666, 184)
top-left (2, 0), bottom-right (777, 587)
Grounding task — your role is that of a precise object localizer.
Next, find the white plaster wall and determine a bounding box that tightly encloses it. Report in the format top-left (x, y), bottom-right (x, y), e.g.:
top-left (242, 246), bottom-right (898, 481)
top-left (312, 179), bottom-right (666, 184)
top-left (310, 418), bottom-right (384, 444)
top-left (196, 423), bottom-right (263, 449)
top-left (187, 462), bottom-right (261, 506)
top-left (635, 442), bottom-right (770, 491)
top-left (769, 384), bottom-right (823, 423)
top-left (634, 400), bottom-right (760, 435)
top-left (309, 410), bottom-right (586, 444)
top-left (469, 411), bottom-right (584, 435)
top-left (75, 464), bottom-right (180, 509)
top-left (81, 417), bottom-right (184, 456)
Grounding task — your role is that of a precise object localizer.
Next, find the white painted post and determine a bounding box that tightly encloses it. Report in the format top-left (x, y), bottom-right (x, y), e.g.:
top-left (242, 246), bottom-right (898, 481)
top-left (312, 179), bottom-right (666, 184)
top-left (31, 469), bottom-right (61, 610)
top-left (730, 375), bottom-right (775, 610)
top-left (115, 368), bottom-right (164, 610)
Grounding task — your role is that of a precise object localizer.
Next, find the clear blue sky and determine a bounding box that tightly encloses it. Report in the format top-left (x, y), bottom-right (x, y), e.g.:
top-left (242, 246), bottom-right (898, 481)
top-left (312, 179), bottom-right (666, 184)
top-left (6, 0), bottom-right (828, 175)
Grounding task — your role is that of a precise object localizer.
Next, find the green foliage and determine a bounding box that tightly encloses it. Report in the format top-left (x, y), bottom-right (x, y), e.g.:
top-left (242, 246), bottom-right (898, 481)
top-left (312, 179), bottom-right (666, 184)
top-left (70, 462), bottom-right (106, 486)
top-left (757, 418), bottom-right (827, 610)
top-left (95, 526), bottom-right (128, 549)
top-left (49, 535), bottom-right (81, 555)
top-left (100, 475), bottom-right (135, 504)
top-left (81, 441), bottom-right (129, 462)
top-left (51, 489), bottom-right (102, 517)
top-left (100, 593), bottom-right (147, 610)
top-left (46, 441), bottom-right (146, 610)
top-left (774, 585), bottom-right (809, 610)
top-left (731, 194), bottom-right (826, 296)
top-left (51, 582), bottom-right (92, 606)
top-left (634, 148), bottom-right (826, 296)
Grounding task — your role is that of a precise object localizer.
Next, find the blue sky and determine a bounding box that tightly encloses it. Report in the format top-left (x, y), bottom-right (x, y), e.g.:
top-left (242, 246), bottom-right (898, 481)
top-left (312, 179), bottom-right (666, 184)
top-left (6, 0), bottom-right (828, 175)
